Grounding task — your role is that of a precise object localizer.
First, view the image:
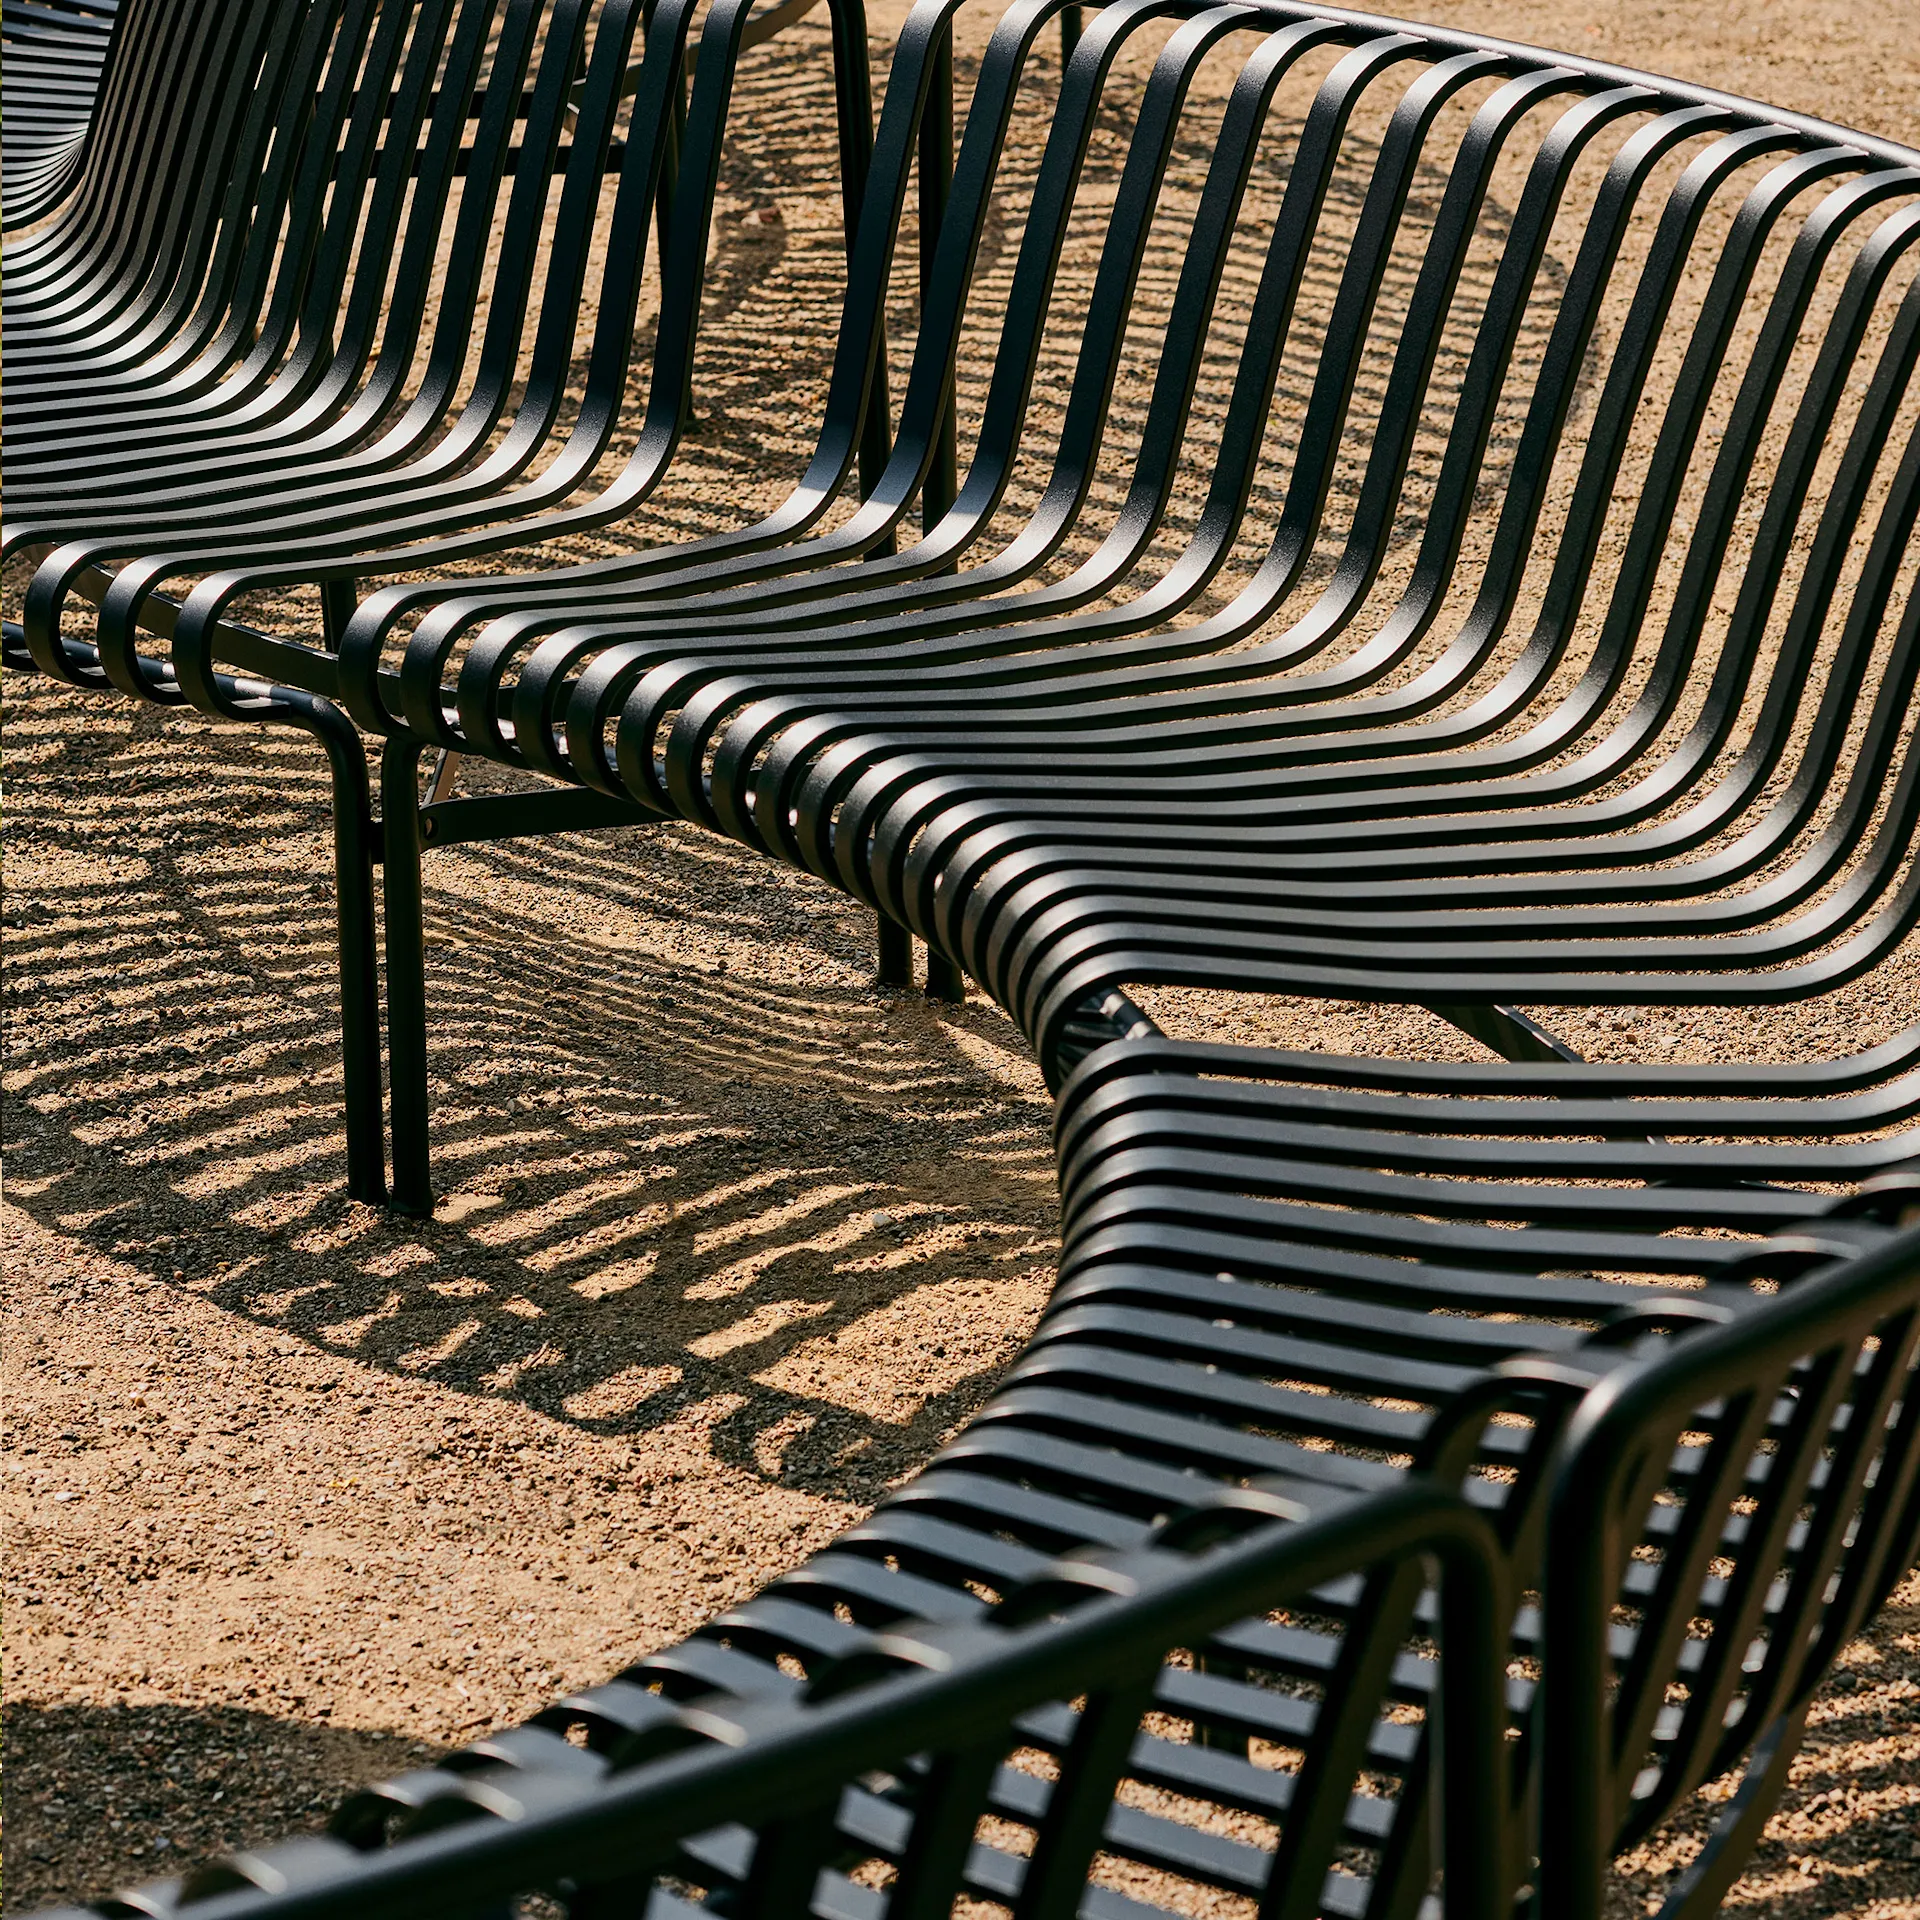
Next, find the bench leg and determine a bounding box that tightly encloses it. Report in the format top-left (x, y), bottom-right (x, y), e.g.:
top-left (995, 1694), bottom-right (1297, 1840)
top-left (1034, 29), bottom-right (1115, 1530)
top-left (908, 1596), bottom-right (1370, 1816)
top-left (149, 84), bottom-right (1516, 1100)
top-left (380, 736), bottom-right (434, 1216)
top-left (925, 947), bottom-right (966, 1003)
top-left (291, 697), bottom-right (388, 1207)
top-left (876, 913), bottom-right (913, 986)
top-left (320, 575), bottom-right (356, 651)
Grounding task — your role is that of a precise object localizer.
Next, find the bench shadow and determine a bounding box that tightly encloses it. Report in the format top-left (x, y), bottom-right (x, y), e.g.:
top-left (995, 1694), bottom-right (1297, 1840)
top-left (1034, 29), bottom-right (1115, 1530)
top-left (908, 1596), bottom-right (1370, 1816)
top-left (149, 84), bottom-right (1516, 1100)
top-left (2, 672), bottom-right (1061, 1503)
top-left (1604, 1573), bottom-right (1920, 1918)
top-left (1, 1701), bottom-right (438, 1917)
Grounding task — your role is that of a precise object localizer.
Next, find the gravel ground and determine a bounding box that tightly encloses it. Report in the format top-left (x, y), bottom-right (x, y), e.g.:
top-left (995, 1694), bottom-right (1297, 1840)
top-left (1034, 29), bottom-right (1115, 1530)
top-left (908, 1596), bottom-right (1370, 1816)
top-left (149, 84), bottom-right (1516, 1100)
top-left (5, 0), bottom-right (1918, 1914)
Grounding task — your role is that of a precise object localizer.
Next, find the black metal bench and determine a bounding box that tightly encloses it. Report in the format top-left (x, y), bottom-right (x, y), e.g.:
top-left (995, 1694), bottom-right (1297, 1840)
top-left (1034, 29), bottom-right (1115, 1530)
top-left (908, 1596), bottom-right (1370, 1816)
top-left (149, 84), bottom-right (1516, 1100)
top-left (5, 0), bottom-right (880, 592)
top-left (38, 1034), bottom-right (1920, 1919)
top-left (516, 3), bottom-right (1920, 1091)
top-left (39, 1468), bottom-right (1511, 1920)
top-left (9, 2), bottom-right (1920, 1913)
top-left (3, 0), bottom-right (890, 1204)
top-left (74, 0), bottom-right (1914, 1204)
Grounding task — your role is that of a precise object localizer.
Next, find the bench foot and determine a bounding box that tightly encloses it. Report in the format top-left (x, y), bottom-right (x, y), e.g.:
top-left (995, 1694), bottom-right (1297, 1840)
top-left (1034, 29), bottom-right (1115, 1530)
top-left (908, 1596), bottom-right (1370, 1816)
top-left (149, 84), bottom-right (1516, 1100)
top-left (359, 745), bottom-right (675, 1216)
top-left (925, 948), bottom-right (966, 1002)
top-left (875, 914), bottom-right (965, 1000)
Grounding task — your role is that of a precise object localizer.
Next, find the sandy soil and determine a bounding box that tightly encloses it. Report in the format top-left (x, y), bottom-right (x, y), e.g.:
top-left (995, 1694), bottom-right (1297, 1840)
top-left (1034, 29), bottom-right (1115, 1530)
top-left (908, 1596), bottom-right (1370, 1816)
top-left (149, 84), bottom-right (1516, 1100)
top-left (5, 0), bottom-right (1918, 1914)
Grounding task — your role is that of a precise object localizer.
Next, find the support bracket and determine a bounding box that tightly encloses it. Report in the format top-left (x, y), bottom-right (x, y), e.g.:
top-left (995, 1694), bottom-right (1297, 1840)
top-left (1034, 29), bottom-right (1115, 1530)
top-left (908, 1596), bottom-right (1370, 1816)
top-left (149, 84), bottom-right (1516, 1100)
top-left (1426, 1001), bottom-right (1583, 1064)
top-left (418, 787), bottom-right (662, 847)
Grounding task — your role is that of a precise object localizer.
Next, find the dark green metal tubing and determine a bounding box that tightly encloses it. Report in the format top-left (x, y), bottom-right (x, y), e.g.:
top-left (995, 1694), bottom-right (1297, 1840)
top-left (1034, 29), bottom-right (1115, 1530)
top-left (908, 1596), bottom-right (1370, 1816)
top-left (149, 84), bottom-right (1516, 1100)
top-left (1, 0), bottom-right (120, 229)
top-left (0, 617), bottom-right (389, 1203)
top-left (1534, 1223), bottom-right (1920, 1919)
top-left (918, 17), bottom-right (958, 561)
top-left (2, 0), bottom-right (883, 1195)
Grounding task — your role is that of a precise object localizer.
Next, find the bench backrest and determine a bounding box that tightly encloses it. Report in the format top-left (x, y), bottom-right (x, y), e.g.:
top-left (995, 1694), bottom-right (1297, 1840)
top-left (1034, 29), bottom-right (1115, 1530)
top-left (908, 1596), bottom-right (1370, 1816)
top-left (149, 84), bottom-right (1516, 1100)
top-left (1536, 1209), bottom-right (1920, 1918)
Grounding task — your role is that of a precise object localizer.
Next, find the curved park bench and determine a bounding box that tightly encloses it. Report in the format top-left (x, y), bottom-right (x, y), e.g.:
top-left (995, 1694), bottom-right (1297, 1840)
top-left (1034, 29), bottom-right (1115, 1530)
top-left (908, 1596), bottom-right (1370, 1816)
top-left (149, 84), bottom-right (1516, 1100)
top-left (41, 1472), bottom-right (1511, 1920)
top-left (40, 1036), bottom-right (1920, 1920)
top-left (95, 0), bottom-right (1917, 1205)
top-left (10, 5), bottom-right (1920, 1914)
top-left (2, 0), bottom-right (892, 1202)
top-left (1, 0), bottom-right (119, 228)
top-left (525, 5), bottom-right (1920, 1086)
